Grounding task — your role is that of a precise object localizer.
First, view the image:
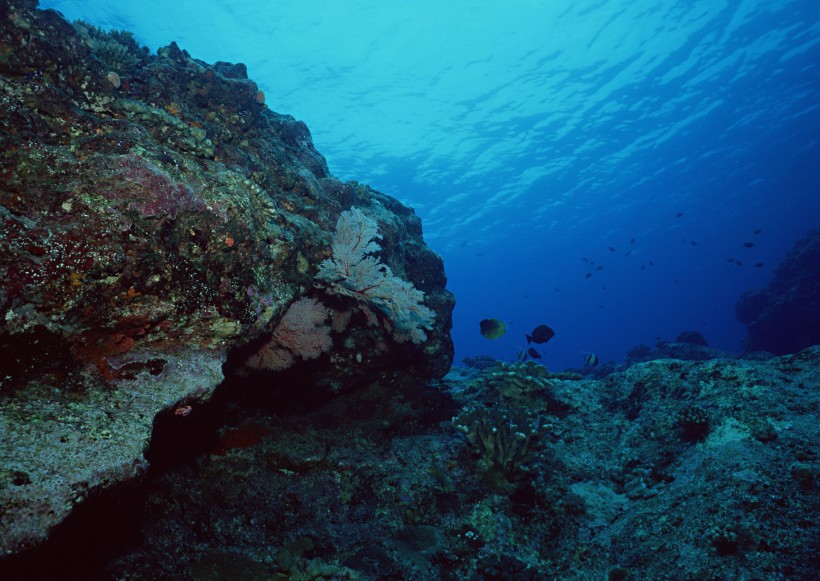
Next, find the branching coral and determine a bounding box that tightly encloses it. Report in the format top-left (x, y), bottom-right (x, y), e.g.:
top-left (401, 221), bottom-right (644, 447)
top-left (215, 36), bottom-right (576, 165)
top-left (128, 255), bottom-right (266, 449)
top-left (453, 405), bottom-right (551, 490)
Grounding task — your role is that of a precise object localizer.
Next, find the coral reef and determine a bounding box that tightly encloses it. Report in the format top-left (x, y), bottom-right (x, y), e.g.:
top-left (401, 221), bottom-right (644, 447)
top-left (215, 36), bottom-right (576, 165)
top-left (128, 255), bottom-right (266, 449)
top-left (3, 344), bottom-right (817, 580)
top-left (1, 3), bottom-right (818, 579)
top-left (0, 0), bottom-right (452, 556)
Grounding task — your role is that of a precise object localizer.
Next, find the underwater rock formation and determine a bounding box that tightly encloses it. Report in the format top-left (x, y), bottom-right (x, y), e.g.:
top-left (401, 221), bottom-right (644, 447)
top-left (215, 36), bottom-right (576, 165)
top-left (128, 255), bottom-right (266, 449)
top-left (737, 229), bottom-right (820, 355)
top-left (3, 346), bottom-right (817, 579)
top-left (0, 0), bottom-right (453, 556)
top-left (624, 334), bottom-right (725, 366)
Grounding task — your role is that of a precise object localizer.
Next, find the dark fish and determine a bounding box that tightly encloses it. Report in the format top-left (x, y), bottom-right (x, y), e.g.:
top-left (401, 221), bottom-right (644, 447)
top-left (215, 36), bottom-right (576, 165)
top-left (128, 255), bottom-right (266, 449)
top-left (596, 265), bottom-right (603, 270)
top-left (691, 240), bottom-right (697, 246)
top-left (526, 324), bottom-right (555, 345)
top-left (516, 349), bottom-right (527, 362)
top-left (753, 229), bottom-right (762, 235)
top-left (581, 257), bottom-right (589, 263)
top-left (479, 318), bottom-right (506, 340)
top-left (727, 258), bottom-right (735, 262)
top-left (584, 352), bottom-right (599, 367)
top-left (755, 262), bottom-right (764, 268)
top-left (608, 246), bottom-right (616, 252)
top-left (735, 259), bottom-right (743, 266)
top-left (641, 265), bottom-right (646, 271)
top-left (630, 238), bottom-right (636, 244)
top-left (676, 212), bottom-right (684, 218)
top-left (649, 261), bottom-right (654, 266)
top-left (527, 347), bottom-right (542, 359)
top-left (585, 272), bottom-right (592, 279)
top-left (743, 242), bottom-right (755, 248)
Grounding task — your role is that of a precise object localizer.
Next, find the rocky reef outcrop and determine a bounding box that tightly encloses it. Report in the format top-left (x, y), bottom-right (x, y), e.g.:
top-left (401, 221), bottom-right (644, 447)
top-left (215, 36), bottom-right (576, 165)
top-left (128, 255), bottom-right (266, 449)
top-left (737, 229), bottom-right (820, 355)
top-left (0, 0), bottom-right (453, 556)
top-left (3, 343), bottom-right (817, 579)
top-left (625, 330), bottom-right (725, 365)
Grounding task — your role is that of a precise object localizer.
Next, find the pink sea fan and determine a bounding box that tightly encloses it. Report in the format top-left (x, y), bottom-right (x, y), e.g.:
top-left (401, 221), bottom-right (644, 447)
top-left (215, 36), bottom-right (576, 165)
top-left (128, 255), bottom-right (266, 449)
top-left (247, 297), bottom-right (332, 371)
top-left (272, 297), bottom-right (332, 359)
top-left (247, 343), bottom-right (294, 371)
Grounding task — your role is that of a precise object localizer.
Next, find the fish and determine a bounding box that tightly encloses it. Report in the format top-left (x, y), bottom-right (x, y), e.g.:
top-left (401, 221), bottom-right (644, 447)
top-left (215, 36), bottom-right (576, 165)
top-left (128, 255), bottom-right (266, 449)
top-left (676, 212), bottom-right (684, 218)
top-left (753, 229), bottom-right (762, 235)
top-left (691, 240), bottom-right (697, 246)
top-left (608, 246), bottom-right (616, 252)
top-left (585, 272), bottom-right (592, 279)
top-left (479, 318), bottom-right (506, 340)
top-left (527, 347), bottom-right (542, 359)
top-left (526, 324), bottom-right (555, 344)
top-left (743, 242), bottom-right (755, 248)
top-left (584, 352), bottom-right (599, 367)
top-left (755, 262), bottom-right (764, 268)
top-left (630, 238), bottom-right (636, 244)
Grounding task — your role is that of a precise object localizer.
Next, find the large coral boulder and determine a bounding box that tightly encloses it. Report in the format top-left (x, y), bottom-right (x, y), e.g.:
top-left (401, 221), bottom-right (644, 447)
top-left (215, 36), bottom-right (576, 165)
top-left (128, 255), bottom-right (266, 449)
top-left (0, 0), bottom-right (453, 555)
top-left (736, 230), bottom-right (820, 355)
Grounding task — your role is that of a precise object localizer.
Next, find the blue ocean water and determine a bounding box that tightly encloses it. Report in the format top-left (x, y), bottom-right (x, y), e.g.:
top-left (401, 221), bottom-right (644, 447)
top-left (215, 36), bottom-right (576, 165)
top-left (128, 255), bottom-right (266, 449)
top-left (42, 0), bottom-right (820, 371)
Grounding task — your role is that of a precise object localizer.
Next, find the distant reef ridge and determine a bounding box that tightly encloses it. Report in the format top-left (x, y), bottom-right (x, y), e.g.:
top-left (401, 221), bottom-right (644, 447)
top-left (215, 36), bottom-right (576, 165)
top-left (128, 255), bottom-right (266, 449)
top-left (0, 0), bottom-right (453, 556)
top-left (737, 229), bottom-right (820, 355)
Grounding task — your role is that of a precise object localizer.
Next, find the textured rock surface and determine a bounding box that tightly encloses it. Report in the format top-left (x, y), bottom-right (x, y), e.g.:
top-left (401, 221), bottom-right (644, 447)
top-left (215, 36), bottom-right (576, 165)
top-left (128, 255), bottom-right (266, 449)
top-left (0, 0), bottom-right (453, 555)
top-left (3, 346), bottom-right (817, 579)
top-left (737, 229), bottom-right (820, 355)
